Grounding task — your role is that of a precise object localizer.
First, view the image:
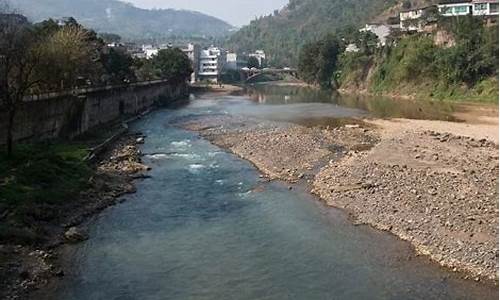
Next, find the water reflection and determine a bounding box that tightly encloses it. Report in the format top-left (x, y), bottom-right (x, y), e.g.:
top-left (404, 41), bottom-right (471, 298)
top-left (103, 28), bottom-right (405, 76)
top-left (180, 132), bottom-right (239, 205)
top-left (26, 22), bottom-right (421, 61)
top-left (243, 84), bottom-right (459, 121)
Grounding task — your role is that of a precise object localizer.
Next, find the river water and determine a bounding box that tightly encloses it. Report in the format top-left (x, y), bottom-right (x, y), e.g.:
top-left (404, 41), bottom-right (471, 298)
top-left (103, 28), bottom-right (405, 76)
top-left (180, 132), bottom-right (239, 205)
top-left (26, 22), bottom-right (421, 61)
top-left (52, 86), bottom-right (497, 299)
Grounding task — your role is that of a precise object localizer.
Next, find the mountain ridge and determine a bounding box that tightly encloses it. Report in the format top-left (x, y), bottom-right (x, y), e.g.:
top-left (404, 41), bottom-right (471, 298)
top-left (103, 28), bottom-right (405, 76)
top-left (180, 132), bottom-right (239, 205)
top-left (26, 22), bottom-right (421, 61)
top-left (226, 0), bottom-right (401, 66)
top-left (9, 0), bottom-right (234, 41)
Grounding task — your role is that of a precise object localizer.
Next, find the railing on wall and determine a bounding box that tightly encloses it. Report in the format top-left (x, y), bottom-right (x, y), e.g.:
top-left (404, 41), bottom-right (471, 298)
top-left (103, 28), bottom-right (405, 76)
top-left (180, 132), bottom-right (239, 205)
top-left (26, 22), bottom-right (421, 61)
top-left (22, 79), bottom-right (171, 103)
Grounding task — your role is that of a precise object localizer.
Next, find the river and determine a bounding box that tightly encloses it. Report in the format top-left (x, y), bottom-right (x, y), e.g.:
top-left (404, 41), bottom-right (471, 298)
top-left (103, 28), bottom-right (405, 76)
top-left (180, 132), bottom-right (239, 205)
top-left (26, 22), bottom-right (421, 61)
top-left (51, 85), bottom-right (497, 299)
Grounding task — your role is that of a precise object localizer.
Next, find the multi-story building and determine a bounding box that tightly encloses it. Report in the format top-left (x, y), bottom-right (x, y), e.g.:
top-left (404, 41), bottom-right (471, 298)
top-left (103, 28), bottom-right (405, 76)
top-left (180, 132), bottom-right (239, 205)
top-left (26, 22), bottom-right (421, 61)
top-left (198, 47), bottom-right (226, 83)
top-left (141, 44), bottom-right (172, 59)
top-left (181, 43), bottom-right (201, 83)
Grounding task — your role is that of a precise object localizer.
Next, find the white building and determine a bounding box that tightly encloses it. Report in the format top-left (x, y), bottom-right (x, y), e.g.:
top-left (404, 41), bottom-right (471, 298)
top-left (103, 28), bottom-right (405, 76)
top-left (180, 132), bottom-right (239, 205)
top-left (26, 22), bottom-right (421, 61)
top-left (181, 43), bottom-right (201, 83)
top-left (141, 44), bottom-right (172, 59)
top-left (472, 0), bottom-right (498, 15)
top-left (437, 1), bottom-right (473, 16)
top-left (199, 47), bottom-right (226, 83)
top-left (142, 45), bottom-right (158, 59)
top-left (437, 0), bottom-right (498, 16)
top-left (400, 6), bottom-right (431, 31)
top-left (345, 43), bottom-right (360, 53)
top-left (226, 53), bottom-right (239, 70)
top-left (145, 48), bottom-right (159, 59)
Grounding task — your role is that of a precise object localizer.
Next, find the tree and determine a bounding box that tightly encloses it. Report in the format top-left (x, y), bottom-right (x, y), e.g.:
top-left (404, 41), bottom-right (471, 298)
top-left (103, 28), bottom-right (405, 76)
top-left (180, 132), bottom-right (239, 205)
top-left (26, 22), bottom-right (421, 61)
top-left (134, 58), bottom-right (159, 81)
top-left (151, 48), bottom-right (193, 83)
top-left (298, 42), bottom-right (321, 84)
top-left (316, 35), bottom-right (341, 88)
top-left (36, 23), bottom-right (104, 90)
top-left (101, 48), bottom-right (135, 84)
top-left (0, 10), bottom-right (42, 156)
top-left (247, 56), bottom-right (260, 69)
top-left (298, 34), bottom-right (341, 88)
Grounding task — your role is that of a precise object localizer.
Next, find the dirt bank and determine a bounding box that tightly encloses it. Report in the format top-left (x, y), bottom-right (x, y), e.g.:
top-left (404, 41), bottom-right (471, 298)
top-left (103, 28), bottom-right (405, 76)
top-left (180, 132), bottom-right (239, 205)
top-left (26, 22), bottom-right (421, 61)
top-left (177, 113), bottom-right (499, 282)
top-left (0, 133), bottom-right (151, 300)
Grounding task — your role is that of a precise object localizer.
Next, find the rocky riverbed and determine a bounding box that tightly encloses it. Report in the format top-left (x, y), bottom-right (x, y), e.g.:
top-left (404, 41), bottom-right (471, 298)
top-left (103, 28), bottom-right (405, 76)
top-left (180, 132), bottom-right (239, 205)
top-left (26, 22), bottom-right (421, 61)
top-left (0, 133), bottom-right (150, 300)
top-left (177, 114), bottom-right (499, 283)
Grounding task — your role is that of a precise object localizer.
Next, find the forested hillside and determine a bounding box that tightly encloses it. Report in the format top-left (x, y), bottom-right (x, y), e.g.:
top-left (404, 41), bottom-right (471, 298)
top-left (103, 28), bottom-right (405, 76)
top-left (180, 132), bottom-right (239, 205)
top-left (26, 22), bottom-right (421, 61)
top-left (10, 0), bottom-right (234, 41)
top-left (226, 0), bottom-right (398, 67)
top-left (298, 16), bottom-right (499, 102)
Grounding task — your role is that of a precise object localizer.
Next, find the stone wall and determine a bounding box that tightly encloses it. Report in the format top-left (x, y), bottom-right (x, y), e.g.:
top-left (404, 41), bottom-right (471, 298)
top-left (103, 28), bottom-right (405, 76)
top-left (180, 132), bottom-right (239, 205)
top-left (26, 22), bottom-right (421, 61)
top-left (0, 80), bottom-right (187, 144)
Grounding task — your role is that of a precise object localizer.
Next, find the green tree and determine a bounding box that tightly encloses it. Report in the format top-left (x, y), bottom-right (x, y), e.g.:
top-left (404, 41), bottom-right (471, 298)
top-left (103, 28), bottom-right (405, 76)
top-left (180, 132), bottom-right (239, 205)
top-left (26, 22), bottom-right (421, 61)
top-left (134, 58), bottom-right (159, 81)
top-left (151, 48), bottom-right (193, 83)
top-left (247, 56), bottom-right (260, 69)
top-left (36, 25), bottom-right (100, 90)
top-left (298, 42), bottom-right (321, 84)
top-left (298, 34), bottom-right (341, 88)
top-left (101, 48), bottom-right (135, 84)
top-left (437, 16), bottom-right (498, 86)
top-left (316, 35), bottom-right (341, 88)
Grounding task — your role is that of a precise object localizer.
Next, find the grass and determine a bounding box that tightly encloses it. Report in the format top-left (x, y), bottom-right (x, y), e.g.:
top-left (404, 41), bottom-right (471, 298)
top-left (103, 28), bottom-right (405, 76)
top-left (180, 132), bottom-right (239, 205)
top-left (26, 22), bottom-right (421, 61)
top-left (0, 142), bottom-right (91, 240)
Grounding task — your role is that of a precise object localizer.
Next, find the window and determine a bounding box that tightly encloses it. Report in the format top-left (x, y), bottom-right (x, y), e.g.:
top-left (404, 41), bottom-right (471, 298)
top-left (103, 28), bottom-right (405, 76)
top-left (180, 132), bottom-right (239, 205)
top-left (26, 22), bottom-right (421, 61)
top-left (454, 5), bottom-right (469, 14)
top-left (491, 3), bottom-right (499, 13)
top-left (474, 3), bottom-right (487, 11)
top-left (441, 7), bottom-right (453, 14)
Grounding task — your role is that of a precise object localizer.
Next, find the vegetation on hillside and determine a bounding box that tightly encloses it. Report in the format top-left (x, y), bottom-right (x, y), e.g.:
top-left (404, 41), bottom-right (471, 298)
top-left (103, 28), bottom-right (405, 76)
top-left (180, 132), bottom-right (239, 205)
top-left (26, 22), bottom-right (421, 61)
top-left (10, 0), bottom-right (234, 41)
top-left (226, 0), bottom-right (397, 67)
top-left (298, 16), bottom-right (499, 102)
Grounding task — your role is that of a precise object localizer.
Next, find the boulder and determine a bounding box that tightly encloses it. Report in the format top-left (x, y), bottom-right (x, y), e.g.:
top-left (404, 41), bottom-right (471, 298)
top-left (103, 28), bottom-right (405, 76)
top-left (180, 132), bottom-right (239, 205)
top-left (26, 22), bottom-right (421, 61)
top-left (64, 227), bottom-right (89, 243)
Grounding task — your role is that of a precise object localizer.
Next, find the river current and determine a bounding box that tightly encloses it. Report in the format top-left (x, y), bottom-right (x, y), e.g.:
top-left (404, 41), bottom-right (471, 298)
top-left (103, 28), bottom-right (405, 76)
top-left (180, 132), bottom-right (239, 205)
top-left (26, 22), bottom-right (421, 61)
top-left (52, 86), bottom-right (497, 299)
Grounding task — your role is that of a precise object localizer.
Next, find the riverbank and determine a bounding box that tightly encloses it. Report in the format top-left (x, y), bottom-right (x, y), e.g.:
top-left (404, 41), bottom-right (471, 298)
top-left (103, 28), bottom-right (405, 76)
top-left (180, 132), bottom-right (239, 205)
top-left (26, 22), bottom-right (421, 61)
top-left (176, 111), bottom-right (499, 282)
top-left (0, 131), bottom-right (151, 299)
top-left (189, 84), bottom-right (243, 95)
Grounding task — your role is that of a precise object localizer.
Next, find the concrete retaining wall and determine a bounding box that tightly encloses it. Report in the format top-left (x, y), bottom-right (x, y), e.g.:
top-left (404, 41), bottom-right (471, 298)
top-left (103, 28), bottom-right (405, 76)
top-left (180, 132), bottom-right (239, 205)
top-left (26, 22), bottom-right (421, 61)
top-left (0, 80), bottom-right (187, 144)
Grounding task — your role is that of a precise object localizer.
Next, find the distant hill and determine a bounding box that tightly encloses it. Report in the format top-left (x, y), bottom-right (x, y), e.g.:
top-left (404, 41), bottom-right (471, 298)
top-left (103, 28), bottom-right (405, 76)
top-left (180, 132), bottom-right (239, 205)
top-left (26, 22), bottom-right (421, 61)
top-left (10, 0), bottom-right (234, 41)
top-left (226, 0), bottom-right (401, 67)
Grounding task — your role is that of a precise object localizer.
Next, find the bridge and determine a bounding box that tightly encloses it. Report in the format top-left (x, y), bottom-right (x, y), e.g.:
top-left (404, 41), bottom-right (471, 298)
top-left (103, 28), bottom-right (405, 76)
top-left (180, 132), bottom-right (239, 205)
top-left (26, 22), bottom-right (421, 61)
top-left (240, 68), bottom-right (299, 83)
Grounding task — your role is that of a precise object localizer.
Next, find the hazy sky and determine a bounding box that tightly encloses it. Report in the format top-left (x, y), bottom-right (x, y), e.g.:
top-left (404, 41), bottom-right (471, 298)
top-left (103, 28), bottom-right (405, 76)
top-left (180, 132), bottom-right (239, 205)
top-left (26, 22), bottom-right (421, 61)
top-left (126, 0), bottom-right (289, 26)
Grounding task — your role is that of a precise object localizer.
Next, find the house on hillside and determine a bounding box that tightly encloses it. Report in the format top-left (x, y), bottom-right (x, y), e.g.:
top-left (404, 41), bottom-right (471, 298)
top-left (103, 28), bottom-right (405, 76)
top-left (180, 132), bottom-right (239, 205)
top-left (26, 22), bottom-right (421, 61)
top-left (437, 0), bottom-right (473, 16)
top-left (400, 6), bottom-right (436, 31)
top-left (471, 0), bottom-right (499, 15)
top-left (437, 0), bottom-right (499, 15)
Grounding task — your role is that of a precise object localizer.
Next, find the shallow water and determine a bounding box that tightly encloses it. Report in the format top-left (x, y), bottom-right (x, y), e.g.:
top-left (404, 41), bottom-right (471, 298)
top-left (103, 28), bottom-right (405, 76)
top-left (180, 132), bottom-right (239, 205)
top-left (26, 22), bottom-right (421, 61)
top-left (240, 84), bottom-right (461, 123)
top-left (52, 88), bottom-right (497, 299)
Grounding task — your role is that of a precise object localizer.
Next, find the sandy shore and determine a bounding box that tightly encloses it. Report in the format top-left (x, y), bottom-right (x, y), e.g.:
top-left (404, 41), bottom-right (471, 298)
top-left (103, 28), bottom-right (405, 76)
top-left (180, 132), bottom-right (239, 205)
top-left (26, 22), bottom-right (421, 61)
top-left (177, 112), bottom-right (499, 282)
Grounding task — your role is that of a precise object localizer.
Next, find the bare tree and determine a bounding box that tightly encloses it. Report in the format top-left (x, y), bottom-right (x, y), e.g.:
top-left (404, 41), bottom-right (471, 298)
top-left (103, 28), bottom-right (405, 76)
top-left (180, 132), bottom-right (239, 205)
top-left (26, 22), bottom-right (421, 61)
top-left (0, 3), bottom-right (41, 156)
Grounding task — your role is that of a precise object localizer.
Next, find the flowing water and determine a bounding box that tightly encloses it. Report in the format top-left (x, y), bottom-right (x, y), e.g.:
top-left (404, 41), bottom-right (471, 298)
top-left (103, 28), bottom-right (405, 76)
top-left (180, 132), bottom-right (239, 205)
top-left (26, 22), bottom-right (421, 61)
top-left (51, 86), bottom-right (497, 299)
